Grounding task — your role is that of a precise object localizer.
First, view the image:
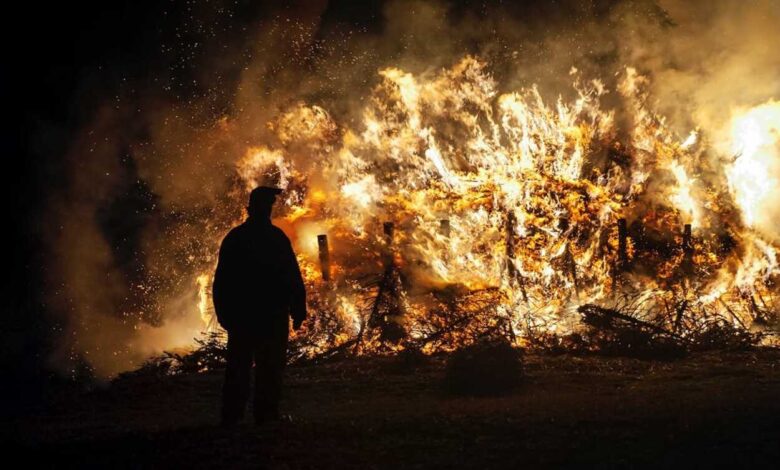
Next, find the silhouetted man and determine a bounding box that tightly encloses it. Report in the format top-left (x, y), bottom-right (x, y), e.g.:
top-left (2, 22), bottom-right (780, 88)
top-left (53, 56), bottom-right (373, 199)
top-left (212, 186), bottom-right (307, 425)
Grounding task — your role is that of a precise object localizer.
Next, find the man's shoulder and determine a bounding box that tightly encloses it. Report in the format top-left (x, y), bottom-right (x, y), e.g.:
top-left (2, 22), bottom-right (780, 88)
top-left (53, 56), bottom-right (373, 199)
top-left (220, 223), bottom-right (251, 246)
top-left (223, 224), bottom-right (243, 240)
top-left (222, 220), bottom-right (291, 245)
top-left (268, 224), bottom-right (291, 240)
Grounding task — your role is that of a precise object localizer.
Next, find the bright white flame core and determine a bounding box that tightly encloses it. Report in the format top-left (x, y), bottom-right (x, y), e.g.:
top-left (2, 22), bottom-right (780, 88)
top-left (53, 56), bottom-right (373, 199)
top-left (726, 100), bottom-right (780, 233)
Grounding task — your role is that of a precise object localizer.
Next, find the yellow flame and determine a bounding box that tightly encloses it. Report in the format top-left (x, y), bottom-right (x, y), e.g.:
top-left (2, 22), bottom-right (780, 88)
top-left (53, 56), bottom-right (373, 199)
top-left (191, 58), bottom-right (780, 356)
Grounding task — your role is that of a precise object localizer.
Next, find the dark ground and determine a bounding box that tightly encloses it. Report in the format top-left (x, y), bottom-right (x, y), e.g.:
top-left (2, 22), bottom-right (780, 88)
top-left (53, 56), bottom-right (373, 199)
top-left (6, 349), bottom-right (780, 469)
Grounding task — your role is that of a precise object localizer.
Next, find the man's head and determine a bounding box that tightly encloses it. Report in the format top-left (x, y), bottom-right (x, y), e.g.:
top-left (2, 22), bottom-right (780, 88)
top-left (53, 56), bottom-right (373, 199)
top-left (248, 186), bottom-right (283, 220)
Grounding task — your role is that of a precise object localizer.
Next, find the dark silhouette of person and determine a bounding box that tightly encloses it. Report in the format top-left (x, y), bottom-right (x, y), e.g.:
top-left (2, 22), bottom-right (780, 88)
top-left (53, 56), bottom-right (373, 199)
top-left (212, 186), bottom-right (307, 425)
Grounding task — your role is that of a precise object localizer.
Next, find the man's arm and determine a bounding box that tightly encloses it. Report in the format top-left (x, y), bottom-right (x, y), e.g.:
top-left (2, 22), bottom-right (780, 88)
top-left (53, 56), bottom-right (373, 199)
top-left (212, 233), bottom-right (236, 331)
top-left (284, 238), bottom-right (307, 329)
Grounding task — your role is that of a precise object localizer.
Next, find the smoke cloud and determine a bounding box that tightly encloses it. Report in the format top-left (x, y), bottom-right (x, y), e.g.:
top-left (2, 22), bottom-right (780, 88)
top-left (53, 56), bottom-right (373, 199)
top-left (42, 0), bottom-right (780, 377)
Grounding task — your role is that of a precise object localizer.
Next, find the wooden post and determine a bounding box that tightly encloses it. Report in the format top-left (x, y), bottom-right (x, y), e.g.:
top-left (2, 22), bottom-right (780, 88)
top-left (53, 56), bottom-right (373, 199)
top-left (682, 224), bottom-right (692, 256)
top-left (383, 221), bottom-right (394, 244)
top-left (370, 221), bottom-right (405, 343)
top-left (439, 219), bottom-right (451, 238)
top-left (506, 210), bottom-right (528, 302)
top-left (672, 224), bottom-right (695, 329)
top-left (617, 218), bottom-right (628, 272)
top-left (611, 217), bottom-right (628, 293)
top-left (506, 211), bottom-right (517, 280)
top-left (383, 221), bottom-right (394, 268)
top-left (560, 218), bottom-right (579, 298)
top-left (440, 219), bottom-right (451, 263)
top-left (682, 223), bottom-right (694, 277)
top-left (317, 234), bottom-right (331, 283)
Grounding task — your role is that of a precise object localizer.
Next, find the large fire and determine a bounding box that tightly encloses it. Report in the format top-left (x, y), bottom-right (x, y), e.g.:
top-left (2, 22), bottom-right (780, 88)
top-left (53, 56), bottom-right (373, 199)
top-left (178, 57), bottom-right (778, 359)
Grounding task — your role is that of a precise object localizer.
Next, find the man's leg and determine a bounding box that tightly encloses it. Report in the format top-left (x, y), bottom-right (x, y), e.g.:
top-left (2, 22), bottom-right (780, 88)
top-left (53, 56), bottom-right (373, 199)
top-left (253, 334), bottom-right (288, 423)
top-left (221, 331), bottom-right (253, 425)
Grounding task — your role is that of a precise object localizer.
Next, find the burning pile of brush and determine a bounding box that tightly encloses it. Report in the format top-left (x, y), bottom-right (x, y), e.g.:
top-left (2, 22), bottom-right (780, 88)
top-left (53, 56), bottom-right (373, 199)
top-left (182, 57), bottom-right (779, 363)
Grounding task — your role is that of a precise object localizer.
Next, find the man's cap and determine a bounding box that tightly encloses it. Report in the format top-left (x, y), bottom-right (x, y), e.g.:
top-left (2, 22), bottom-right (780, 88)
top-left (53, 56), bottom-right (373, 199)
top-left (249, 186), bottom-right (283, 207)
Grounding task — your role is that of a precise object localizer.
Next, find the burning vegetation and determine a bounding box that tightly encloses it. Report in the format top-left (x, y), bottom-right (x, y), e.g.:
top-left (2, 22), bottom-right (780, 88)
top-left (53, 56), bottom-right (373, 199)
top-left (153, 56), bottom-right (778, 371)
top-left (44, 1), bottom-right (780, 378)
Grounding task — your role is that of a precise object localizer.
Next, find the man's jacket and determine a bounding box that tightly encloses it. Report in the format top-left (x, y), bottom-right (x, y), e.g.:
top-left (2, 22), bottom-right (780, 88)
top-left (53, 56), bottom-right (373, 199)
top-left (212, 217), bottom-right (307, 335)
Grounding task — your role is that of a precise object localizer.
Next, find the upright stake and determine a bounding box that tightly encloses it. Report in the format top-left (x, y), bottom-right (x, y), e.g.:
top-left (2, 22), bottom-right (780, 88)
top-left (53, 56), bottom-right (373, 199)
top-left (682, 223), bottom-right (694, 277)
top-left (439, 219), bottom-right (451, 238)
top-left (357, 224), bottom-right (400, 354)
top-left (682, 224), bottom-right (693, 256)
top-left (383, 221), bottom-right (394, 268)
top-left (440, 219), bottom-right (451, 263)
top-left (317, 234), bottom-right (331, 283)
top-left (383, 221), bottom-right (394, 241)
top-left (370, 221), bottom-right (405, 344)
top-left (560, 218), bottom-right (579, 299)
top-left (612, 217), bottom-right (628, 293)
top-left (505, 210), bottom-right (528, 302)
top-left (617, 218), bottom-right (628, 272)
top-left (506, 211), bottom-right (516, 279)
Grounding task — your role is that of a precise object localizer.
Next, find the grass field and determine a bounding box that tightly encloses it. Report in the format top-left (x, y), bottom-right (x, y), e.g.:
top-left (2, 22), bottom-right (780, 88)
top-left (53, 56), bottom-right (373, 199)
top-left (9, 349), bottom-right (780, 468)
